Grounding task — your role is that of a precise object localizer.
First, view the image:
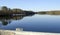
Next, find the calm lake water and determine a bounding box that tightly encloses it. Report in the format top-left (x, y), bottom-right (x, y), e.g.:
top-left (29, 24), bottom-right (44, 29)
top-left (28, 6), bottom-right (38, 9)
top-left (0, 14), bottom-right (60, 33)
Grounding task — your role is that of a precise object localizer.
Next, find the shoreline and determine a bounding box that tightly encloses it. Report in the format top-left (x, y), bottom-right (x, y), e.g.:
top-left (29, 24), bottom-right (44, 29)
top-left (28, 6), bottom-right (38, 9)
top-left (0, 28), bottom-right (60, 35)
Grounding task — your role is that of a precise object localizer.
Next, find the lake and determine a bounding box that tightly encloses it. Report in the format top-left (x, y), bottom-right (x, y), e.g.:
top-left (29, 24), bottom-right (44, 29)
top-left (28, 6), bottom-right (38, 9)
top-left (0, 14), bottom-right (60, 33)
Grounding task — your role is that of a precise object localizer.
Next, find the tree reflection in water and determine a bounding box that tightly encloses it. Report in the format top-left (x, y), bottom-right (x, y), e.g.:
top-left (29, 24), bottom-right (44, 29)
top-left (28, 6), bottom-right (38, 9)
top-left (0, 14), bottom-right (34, 26)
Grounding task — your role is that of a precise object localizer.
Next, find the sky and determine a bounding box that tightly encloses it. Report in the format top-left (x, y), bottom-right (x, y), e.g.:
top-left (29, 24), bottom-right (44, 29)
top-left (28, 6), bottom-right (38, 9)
top-left (0, 0), bottom-right (60, 12)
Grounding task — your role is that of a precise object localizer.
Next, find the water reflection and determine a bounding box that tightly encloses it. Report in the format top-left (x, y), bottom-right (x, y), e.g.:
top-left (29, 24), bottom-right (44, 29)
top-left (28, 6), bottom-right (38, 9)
top-left (0, 14), bottom-right (60, 33)
top-left (0, 14), bottom-right (34, 26)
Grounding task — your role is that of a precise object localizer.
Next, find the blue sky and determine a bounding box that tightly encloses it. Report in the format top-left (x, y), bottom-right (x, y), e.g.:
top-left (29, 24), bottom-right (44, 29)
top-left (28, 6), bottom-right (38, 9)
top-left (0, 0), bottom-right (60, 12)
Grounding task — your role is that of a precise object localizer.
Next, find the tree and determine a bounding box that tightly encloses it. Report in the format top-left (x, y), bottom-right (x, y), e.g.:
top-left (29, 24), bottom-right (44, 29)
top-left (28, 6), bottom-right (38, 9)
top-left (12, 8), bottom-right (23, 14)
top-left (1, 6), bottom-right (8, 12)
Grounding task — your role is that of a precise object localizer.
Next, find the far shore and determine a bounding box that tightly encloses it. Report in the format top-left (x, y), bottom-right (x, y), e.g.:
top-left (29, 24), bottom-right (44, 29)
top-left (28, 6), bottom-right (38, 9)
top-left (0, 6), bottom-right (60, 16)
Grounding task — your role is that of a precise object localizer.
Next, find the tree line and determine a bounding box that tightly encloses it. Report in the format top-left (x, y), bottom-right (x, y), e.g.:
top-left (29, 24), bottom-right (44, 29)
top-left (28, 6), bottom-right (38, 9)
top-left (0, 6), bottom-right (35, 16)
